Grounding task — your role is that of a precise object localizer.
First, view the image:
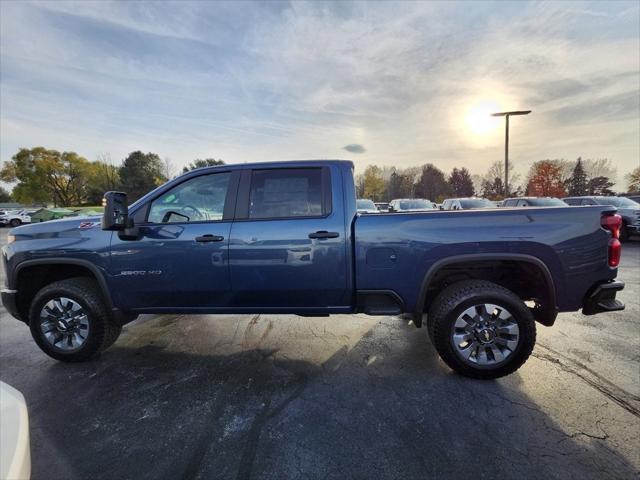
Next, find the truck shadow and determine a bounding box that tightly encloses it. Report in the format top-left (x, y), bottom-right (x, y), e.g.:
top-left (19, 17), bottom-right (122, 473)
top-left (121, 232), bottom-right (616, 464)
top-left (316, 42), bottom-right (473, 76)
top-left (17, 315), bottom-right (638, 480)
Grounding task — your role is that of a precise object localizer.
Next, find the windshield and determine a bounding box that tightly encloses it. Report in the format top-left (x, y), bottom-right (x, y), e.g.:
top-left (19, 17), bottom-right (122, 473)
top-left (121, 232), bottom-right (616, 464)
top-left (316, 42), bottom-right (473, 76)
top-left (460, 199), bottom-right (494, 209)
top-left (596, 197), bottom-right (640, 208)
top-left (399, 199), bottom-right (433, 210)
top-left (528, 198), bottom-right (566, 206)
top-left (357, 199), bottom-right (376, 210)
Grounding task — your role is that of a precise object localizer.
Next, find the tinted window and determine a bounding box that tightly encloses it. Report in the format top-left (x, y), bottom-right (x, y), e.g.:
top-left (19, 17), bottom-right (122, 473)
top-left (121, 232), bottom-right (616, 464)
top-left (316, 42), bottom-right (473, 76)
top-left (148, 172), bottom-right (230, 223)
top-left (527, 198), bottom-right (566, 206)
top-left (581, 199), bottom-right (596, 205)
top-left (460, 199), bottom-right (494, 209)
top-left (563, 198), bottom-right (580, 205)
top-left (249, 168), bottom-right (325, 219)
top-left (399, 199), bottom-right (432, 210)
top-left (502, 199), bottom-right (516, 207)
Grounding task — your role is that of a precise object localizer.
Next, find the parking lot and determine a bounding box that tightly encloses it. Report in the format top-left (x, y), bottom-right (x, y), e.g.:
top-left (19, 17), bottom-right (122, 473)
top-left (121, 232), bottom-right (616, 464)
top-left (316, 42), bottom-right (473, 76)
top-left (0, 228), bottom-right (638, 480)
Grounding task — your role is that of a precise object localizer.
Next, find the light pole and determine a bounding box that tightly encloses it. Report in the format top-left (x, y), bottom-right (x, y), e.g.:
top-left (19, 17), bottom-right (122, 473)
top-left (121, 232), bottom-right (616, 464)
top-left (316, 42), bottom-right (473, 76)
top-left (491, 110), bottom-right (531, 196)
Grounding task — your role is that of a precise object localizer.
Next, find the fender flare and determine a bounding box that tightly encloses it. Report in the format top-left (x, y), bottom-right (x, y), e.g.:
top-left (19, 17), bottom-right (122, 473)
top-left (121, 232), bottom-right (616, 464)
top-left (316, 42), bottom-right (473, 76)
top-left (414, 253), bottom-right (557, 327)
top-left (14, 258), bottom-right (115, 310)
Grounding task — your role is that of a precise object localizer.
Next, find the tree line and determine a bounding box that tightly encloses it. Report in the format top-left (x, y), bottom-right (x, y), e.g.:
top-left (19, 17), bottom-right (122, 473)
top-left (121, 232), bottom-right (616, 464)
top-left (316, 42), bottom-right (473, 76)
top-left (357, 158), bottom-right (639, 202)
top-left (0, 147), bottom-right (224, 206)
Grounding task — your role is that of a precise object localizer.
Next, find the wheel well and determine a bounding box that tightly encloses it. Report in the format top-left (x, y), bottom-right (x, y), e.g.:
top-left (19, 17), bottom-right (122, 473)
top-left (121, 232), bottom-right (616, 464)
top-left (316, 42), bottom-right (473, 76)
top-left (15, 264), bottom-right (101, 323)
top-left (422, 260), bottom-right (556, 326)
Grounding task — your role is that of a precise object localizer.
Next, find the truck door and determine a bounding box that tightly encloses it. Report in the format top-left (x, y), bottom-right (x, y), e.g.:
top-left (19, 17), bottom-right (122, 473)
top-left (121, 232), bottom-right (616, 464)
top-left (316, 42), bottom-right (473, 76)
top-left (228, 166), bottom-right (349, 310)
top-left (109, 170), bottom-right (238, 310)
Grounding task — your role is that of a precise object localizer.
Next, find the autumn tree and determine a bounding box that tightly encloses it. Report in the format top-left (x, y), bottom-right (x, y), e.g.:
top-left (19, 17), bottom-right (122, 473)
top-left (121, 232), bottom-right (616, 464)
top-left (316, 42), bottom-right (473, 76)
top-left (182, 158), bottom-right (225, 173)
top-left (362, 165), bottom-right (386, 201)
top-left (414, 164), bottom-right (450, 202)
top-left (526, 160), bottom-right (567, 197)
top-left (0, 147), bottom-right (93, 205)
top-left (479, 160), bottom-right (521, 199)
top-left (86, 153), bottom-right (120, 205)
top-left (448, 167), bottom-right (475, 197)
top-left (625, 167), bottom-right (640, 194)
top-left (566, 157), bottom-right (588, 196)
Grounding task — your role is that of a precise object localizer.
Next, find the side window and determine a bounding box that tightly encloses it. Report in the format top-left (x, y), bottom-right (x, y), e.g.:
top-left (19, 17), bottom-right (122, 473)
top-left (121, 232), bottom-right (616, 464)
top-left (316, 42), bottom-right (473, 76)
top-left (248, 168), bottom-right (326, 219)
top-left (581, 199), bottom-right (595, 206)
top-left (147, 172), bottom-right (231, 223)
top-left (517, 200), bottom-right (527, 207)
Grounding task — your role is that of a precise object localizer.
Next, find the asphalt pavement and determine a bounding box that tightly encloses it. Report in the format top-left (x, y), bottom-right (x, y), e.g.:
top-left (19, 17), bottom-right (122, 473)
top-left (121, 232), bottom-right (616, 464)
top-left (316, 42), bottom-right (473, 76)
top-left (0, 228), bottom-right (638, 479)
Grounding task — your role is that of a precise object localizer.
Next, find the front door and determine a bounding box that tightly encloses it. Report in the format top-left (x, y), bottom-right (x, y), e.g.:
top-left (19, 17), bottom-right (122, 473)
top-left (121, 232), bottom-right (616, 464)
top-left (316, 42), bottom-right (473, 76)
top-left (228, 166), bottom-right (348, 310)
top-left (109, 170), bottom-right (237, 310)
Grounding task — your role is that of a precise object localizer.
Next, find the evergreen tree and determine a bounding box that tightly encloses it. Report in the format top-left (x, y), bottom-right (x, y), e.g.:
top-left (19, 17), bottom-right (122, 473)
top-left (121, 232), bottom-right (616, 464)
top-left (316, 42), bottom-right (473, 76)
top-left (567, 157), bottom-right (588, 196)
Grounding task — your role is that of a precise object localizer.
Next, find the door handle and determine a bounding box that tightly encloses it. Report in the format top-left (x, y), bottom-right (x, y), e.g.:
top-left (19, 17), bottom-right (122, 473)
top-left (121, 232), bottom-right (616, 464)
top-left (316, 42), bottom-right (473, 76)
top-left (308, 231), bottom-right (339, 239)
top-left (195, 234), bottom-right (224, 243)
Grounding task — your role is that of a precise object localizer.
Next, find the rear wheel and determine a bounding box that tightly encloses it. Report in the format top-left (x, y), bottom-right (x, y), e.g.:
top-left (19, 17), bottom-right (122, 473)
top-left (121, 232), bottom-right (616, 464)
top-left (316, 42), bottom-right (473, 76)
top-left (29, 277), bottom-right (121, 362)
top-left (9, 219), bottom-right (21, 227)
top-left (427, 280), bottom-right (536, 379)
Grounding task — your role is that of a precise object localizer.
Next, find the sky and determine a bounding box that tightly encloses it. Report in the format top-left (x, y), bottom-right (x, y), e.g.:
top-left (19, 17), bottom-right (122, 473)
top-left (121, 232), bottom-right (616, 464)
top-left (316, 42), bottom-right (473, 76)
top-left (1, 0), bottom-right (639, 186)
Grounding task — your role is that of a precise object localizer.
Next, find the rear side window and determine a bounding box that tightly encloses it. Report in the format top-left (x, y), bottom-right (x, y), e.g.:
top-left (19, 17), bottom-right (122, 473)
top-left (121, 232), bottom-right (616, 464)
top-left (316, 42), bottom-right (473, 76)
top-left (248, 168), bottom-right (327, 219)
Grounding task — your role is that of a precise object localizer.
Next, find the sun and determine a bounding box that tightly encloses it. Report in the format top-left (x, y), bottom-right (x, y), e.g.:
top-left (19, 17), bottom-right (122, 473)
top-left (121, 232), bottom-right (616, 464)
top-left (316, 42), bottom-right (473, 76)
top-left (464, 100), bottom-right (502, 136)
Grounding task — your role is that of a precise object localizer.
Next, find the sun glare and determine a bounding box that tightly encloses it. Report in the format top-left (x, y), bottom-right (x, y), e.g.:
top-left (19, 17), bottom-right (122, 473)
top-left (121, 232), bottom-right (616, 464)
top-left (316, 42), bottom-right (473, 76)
top-left (465, 100), bottom-right (502, 136)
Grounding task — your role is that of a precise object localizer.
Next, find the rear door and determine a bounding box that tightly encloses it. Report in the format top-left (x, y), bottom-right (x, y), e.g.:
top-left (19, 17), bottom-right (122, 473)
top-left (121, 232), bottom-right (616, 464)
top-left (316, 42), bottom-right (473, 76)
top-left (228, 166), bottom-right (348, 310)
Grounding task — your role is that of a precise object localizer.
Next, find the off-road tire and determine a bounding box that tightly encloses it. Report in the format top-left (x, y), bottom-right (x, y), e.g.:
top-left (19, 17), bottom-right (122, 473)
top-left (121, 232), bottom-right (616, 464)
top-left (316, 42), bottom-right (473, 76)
top-left (427, 280), bottom-right (536, 380)
top-left (29, 277), bottom-right (121, 362)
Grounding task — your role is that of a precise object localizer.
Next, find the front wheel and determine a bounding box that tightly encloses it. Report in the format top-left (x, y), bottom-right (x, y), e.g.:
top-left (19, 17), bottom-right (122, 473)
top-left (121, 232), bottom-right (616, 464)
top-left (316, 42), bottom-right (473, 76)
top-left (9, 219), bottom-right (21, 227)
top-left (427, 280), bottom-right (536, 379)
top-left (29, 277), bottom-right (121, 362)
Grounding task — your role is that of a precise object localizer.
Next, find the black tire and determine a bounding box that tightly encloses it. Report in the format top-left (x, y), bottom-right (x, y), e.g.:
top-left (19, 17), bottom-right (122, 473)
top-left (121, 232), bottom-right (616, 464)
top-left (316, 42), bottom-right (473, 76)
top-left (29, 277), bottom-right (121, 362)
top-left (427, 280), bottom-right (536, 380)
top-left (619, 222), bottom-right (629, 242)
top-left (9, 219), bottom-right (21, 227)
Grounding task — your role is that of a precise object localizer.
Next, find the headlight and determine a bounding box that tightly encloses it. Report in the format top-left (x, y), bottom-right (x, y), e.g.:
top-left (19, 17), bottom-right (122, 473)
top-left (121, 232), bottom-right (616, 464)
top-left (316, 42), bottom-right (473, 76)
top-left (6, 235), bottom-right (15, 245)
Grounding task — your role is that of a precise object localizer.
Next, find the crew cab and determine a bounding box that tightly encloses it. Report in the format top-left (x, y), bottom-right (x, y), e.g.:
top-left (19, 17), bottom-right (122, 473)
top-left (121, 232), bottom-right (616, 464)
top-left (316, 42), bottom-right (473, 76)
top-left (1, 160), bottom-right (626, 379)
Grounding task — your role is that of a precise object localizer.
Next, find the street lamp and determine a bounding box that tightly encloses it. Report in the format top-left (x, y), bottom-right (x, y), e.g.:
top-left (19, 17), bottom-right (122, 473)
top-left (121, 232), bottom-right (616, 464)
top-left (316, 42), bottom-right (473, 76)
top-left (491, 110), bottom-right (531, 196)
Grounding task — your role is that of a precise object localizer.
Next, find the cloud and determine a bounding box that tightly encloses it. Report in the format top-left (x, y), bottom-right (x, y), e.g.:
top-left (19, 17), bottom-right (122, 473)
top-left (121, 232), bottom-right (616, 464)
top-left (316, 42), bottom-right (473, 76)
top-left (0, 1), bottom-right (638, 185)
top-left (343, 144), bottom-right (366, 154)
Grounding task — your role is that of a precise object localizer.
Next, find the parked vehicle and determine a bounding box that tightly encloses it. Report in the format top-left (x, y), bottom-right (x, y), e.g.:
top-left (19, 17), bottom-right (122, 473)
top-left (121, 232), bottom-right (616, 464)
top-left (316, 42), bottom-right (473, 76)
top-left (0, 382), bottom-right (31, 480)
top-left (0, 210), bottom-right (32, 228)
top-left (502, 197), bottom-right (567, 207)
top-left (356, 199), bottom-right (379, 214)
top-left (1, 160), bottom-right (625, 379)
top-left (563, 196), bottom-right (640, 241)
top-left (441, 197), bottom-right (495, 210)
top-left (627, 195), bottom-right (640, 204)
top-left (388, 198), bottom-right (436, 212)
top-left (374, 202), bottom-right (390, 212)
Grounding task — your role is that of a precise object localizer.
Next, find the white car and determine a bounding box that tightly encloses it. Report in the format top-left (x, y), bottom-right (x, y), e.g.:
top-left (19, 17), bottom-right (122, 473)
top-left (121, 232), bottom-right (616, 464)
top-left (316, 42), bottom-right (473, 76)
top-left (0, 210), bottom-right (32, 228)
top-left (356, 199), bottom-right (379, 214)
top-left (0, 382), bottom-right (31, 480)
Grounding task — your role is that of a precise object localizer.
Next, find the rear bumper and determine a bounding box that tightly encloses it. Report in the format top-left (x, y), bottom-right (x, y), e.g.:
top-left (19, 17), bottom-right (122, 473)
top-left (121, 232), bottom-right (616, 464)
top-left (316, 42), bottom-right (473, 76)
top-left (582, 281), bottom-right (625, 315)
top-left (1, 288), bottom-right (23, 322)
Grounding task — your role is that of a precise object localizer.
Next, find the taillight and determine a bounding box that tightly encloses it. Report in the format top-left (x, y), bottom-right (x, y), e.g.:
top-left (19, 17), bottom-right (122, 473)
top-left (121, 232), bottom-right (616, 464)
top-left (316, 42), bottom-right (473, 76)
top-left (601, 214), bottom-right (622, 267)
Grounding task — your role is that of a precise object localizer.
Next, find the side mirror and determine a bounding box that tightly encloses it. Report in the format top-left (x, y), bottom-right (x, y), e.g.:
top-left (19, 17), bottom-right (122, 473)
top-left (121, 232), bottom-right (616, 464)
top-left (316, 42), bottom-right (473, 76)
top-left (102, 191), bottom-right (130, 231)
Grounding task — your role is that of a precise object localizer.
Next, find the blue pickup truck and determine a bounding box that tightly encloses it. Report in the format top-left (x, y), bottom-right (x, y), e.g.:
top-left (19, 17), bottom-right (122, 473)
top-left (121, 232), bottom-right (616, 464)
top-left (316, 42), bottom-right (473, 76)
top-left (1, 160), bottom-right (626, 379)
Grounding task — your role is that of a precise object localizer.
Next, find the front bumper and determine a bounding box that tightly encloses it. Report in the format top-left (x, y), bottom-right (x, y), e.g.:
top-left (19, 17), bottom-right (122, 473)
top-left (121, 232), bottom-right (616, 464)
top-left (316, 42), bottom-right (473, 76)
top-left (582, 281), bottom-right (625, 315)
top-left (1, 289), bottom-right (22, 322)
top-left (627, 224), bottom-right (640, 234)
